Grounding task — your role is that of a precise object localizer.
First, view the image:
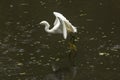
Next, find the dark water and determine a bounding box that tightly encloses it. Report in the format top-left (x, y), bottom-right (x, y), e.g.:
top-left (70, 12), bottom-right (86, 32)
top-left (0, 0), bottom-right (120, 80)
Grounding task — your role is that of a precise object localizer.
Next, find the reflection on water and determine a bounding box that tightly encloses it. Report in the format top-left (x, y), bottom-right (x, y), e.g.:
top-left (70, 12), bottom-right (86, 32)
top-left (0, 0), bottom-right (120, 80)
top-left (43, 64), bottom-right (77, 80)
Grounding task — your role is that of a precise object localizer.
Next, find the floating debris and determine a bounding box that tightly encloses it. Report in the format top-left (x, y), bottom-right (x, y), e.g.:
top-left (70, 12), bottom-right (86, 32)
top-left (80, 13), bottom-right (87, 17)
top-left (10, 4), bottom-right (13, 8)
top-left (41, 44), bottom-right (50, 49)
top-left (20, 3), bottom-right (29, 6)
top-left (40, 55), bottom-right (44, 58)
top-left (89, 37), bottom-right (95, 40)
top-left (19, 72), bottom-right (26, 75)
top-left (110, 45), bottom-right (120, 51)
top-left (99, 52), bottom-right (110, 56)
top-left (23, 11), bottom-right (29, 13)
top-left (99, 2), bottom-right (103, 6)
top-left (30, 57), bottom-right (36, 60)
top-left (18, 49), bottom-right (25, 53)
top-left (40, 1), bottom-right (46, 6)
top-left (36, 49), bottom-right (41, 53)
top-left (55, 58), bottom-right (60, 61)
top-left (17, 62), bottom-right (23, 66)
top-left (102, 35), bottom-right (107, 38)
top-left (100, 62), bottom-right (104, 64)
top-left (5, 21), bottom-right (13, 25)
top-left (106, 67), bottom-right (110, 70)
top-left (44, 63), bottom-right (50, 66)
top-left (37, 62), bottom-right (42, 65)
top-left (2, 50), bottom-right (9, 54)
top-left (50, 57), bottom-right (55, 60)
top-left (99, 52), bottom-right (105, 56)
top-left (86, 19), bottom-right (93, 21)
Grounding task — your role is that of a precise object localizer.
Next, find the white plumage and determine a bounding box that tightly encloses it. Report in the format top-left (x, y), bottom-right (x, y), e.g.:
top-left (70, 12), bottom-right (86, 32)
top-left (40, 12), bottom-right (77, 39)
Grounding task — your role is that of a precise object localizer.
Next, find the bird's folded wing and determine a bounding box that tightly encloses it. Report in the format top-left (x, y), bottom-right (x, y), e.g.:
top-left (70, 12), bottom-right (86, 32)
top-left (63, 22), bottom-right (67, 39)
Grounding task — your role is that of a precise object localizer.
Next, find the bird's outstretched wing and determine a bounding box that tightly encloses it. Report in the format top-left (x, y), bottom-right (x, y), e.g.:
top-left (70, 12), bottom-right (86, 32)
top-left (56, 17), bottom-right (67, 39)
top-left (54, 16), bottom-right (59, 26)
top-left (64, 21), bottom-right (77, 33)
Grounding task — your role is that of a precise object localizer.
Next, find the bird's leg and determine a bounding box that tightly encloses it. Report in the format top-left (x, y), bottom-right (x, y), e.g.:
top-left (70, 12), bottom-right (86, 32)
top-left (67, 33), bottom-right (77, 66)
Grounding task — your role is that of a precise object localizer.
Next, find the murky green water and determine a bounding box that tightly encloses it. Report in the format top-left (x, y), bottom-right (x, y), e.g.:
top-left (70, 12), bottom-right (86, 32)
top-left (0, 0), bottom-right (120, 80)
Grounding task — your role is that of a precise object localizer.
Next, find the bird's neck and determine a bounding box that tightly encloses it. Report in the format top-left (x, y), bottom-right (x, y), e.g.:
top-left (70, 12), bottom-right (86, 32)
top-left (44, 22), bottom-right (55, 33)
top-left (44, 22), bottom-right (51, 32)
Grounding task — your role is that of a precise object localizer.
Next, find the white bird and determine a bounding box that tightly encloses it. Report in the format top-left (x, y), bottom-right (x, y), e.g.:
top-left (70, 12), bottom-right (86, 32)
top-left (40, 12), bottom-right (77, 39)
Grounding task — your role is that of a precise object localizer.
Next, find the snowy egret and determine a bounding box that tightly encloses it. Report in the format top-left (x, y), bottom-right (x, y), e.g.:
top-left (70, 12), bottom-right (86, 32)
top-left (40, 12), bottom-right (77, 39)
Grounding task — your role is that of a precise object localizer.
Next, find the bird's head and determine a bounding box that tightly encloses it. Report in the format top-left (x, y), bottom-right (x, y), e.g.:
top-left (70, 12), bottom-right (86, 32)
top-left (40, 21), bottom-right (50, 31)
top-left (40, 21), bottom-right (48, 25)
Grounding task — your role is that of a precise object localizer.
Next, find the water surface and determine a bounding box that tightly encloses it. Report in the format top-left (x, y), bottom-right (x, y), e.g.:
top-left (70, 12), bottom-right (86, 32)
top-left (0, 0), bottom-right (120, 80)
